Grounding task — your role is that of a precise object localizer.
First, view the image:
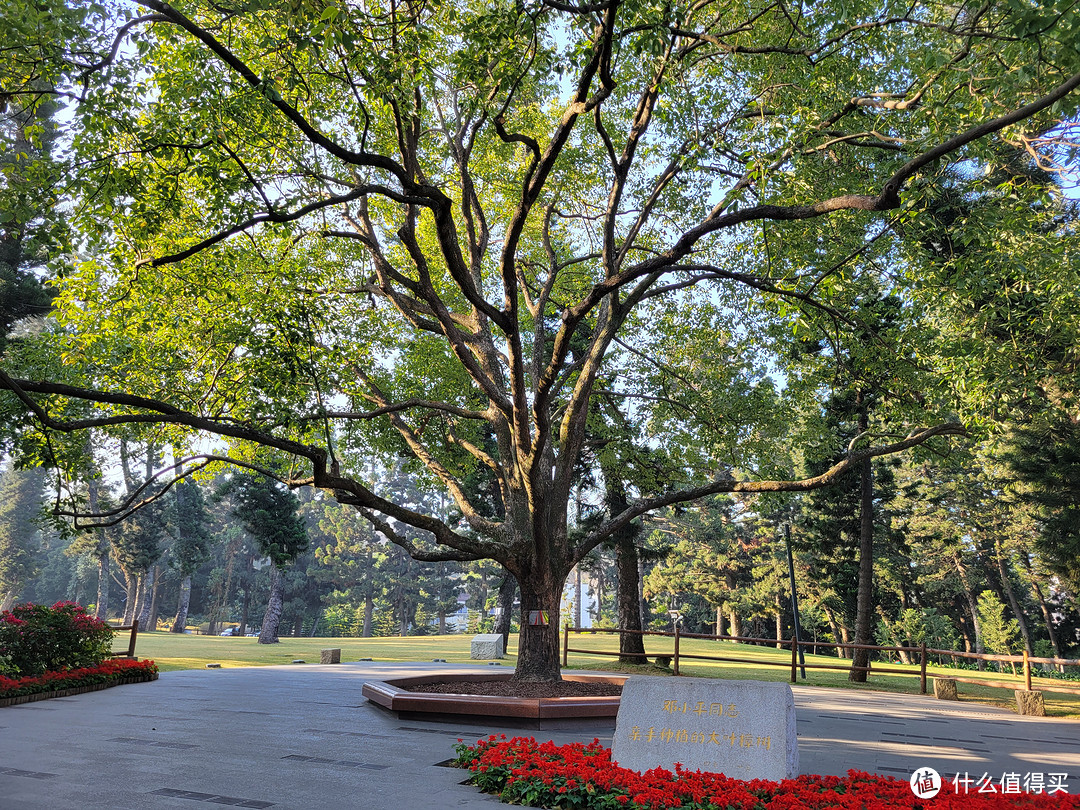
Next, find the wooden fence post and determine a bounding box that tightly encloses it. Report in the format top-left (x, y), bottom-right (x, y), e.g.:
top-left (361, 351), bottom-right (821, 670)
top-left (673, 624), bottom-right (680, 676)
top-left (128, 619), bottom-right (139, 658)
top-left (920, 642), bottom-right (927, 694)
top-left (562, 624), bottom-right (569, 668)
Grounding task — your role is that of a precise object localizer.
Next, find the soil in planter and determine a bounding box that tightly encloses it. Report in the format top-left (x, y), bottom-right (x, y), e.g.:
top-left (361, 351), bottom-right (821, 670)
top-left (403, 680), bottom-right (623, 699)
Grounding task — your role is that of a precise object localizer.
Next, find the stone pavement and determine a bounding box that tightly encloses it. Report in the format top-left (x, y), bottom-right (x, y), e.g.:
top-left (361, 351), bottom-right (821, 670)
top-left (0, 661), bottom-right (1077, 809)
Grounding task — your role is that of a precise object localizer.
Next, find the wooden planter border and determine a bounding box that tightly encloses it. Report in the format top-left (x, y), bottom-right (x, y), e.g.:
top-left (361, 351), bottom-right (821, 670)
top-left (0, 673), bottom-right (159, 708)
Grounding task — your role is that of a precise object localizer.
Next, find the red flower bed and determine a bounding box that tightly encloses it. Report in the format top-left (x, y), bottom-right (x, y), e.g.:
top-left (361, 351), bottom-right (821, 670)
top-left (0, 658), bottom-right (158, 701)
top-left (453, 736), bottom-right (1080, 810)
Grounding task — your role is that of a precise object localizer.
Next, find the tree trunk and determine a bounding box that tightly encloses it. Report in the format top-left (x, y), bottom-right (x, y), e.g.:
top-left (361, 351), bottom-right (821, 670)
top-left (1032, 580), bottom-right (1063, 661)
top-left (258, 566), bottom-right (284, 644)
top-left (715, 605), bottom-right (724, 637)
top-left (573, 566), bottom-right (583, 628)
top-left (850, 441), bottom-right (874, 683)
top-left (172, 575), bottom-right (192, 632)
top-left (138, 567), bottom-right (155, 630)
top-left (88, 476), bottom-right (110, 620)
top-left (955, 555), bottom-right (986, 670)
top-left (239, 585), bottom-right (250, 636)
top-left (728, 608), bottom-right (742, 639)
top-left (95, 553), bottom-right (110, 621)
top-left (995, 539), bottom-right (1032, 655)
top-left (774, 592), bottom-right (784, 649)
top-left (839, 622), bottom-right (852, 659)
top-left (513, 573), bottom-right (563, 682)
top-left (122, 572), bottom-right (138, 625)
top-left (0, 593), bottom-right (13, 613)
top-left (362, 591), bottom-right (373, 638)
top-left (615, 536), bottom-right (648, 663)
top-left (493, 572), bottom-right (517, 652)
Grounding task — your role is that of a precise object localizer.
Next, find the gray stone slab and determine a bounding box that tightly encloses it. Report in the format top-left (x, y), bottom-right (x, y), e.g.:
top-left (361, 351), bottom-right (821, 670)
top-left (612, 676), bottom-right (798, 781)
top-left (320, 648), bottom-right (341, 665)
top-left (469, 634), bottom-right (504, 659)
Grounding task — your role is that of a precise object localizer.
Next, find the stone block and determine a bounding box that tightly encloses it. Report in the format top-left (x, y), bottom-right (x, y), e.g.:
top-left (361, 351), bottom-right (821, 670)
top-left (612, 676), bottom-right (798, 781)
top-left (1014, 690), bottom-right (1045, 716)
top-left (320, 648), bottom-right (341, 665)
top-left (933, 678), bottom-right (958, 700)
top-left (470, 634), bottom-right (505, 659)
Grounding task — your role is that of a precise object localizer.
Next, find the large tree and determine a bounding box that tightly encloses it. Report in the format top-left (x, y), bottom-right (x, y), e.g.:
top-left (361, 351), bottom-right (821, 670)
top-left (3, 0), bottom-right (1079, 679)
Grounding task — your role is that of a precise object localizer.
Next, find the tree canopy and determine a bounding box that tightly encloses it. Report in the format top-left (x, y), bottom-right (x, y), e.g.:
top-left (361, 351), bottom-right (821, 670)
top-left (2, 0), bottom-right (1079, 678)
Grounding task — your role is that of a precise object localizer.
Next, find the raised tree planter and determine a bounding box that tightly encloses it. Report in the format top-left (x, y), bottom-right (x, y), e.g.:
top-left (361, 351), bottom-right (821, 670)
top-left (362, 672), bottom-right (625, 729)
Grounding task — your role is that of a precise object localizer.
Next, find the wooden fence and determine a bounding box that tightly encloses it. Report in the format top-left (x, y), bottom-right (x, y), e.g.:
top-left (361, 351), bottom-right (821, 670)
top-left (107, 619), bottom-right (140, 659)
top-left (562, 625), bottom-right (1080, 696)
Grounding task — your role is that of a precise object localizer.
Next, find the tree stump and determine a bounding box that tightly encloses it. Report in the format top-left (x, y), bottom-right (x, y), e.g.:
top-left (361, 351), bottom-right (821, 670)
top-left (1014, 690), bottom-right (1045, 716)
top-left (933, 678), bottom-right (958, 700)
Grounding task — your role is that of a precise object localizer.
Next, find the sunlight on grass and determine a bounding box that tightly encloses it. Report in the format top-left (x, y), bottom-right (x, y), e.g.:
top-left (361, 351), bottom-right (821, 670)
top-left (128, 629), bottom-right (1080, 718)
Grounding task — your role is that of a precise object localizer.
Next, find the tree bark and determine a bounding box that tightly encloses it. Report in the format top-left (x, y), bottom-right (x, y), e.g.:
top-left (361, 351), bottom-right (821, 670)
top-left (239, 584), bottom-right (250, 636)
top-left (775, 592), bottom-right (784, 649)
top-left (95, 553), bottom-right (110, 621)
top-left (955, 554), bottom-right (986, 670)
top-left (850, 427), bottom-right (874, 683)
top-left (513, 573), bottom-right (563, 682)
top-left (138, 566), bottom-right (155, 630)
top-left (615, 535), bottom-right (648, 663)
top-left (0, 593), bottom-right (13, 613)
top-left (88, 475), bottom-right (110, 620)
top-left (995, 539), bottom-right (1032, 655)
top-left (258, 566), bottom-right (284, 644)
top-left (122, 572), bottom-right (138, 626)
top-left (573, 565), bottom-right (583, 628)
top-left (728, 607), bottom-right (742, 639)
top-left (493, 572), bottom-right (517, 652)
top-left (172, 575), bottom-right (192, 632)
top-left (362, 590), bottom-right (373, 638)
top-left (715, 605), bottom-right (724, 637)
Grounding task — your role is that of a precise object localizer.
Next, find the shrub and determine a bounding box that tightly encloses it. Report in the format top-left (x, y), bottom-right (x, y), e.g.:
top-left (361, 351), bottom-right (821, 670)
top-left (0, 601), bottom-right (113, 676)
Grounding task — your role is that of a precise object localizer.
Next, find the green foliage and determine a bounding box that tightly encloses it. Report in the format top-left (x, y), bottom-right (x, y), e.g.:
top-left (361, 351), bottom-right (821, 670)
top-left (0, 600), bottom-right (113, 676)
top-left (1004, 416), bottom-right (1080, 590)
top-left (0, 464), bottom-right (46, 601)
top-left (219, 474), bottom-right (308, 569)
top-left (167, 478), bottom-right (212, 577)
top-left (976, 590), bottom-right (1021, 657)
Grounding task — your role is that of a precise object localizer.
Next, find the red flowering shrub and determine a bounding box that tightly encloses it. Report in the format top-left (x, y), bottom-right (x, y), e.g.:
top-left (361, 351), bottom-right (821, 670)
top-left (0, 658), bottom-right (158, 700)
top-left (453, 736), bottom-right (1080, 810)
top-left (0, 601), bottom-right (113, 676)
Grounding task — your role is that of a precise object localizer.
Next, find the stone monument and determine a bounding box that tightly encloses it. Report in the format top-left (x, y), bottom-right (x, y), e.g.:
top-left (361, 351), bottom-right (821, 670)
top-left (470, 633), bottom-right (505, 659)
top-left (612, 676), bottom-right (798, 781)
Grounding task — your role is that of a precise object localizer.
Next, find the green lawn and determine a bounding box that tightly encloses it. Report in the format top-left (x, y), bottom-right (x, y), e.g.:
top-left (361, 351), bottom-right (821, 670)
top-left (125, 628), bottom-right (1080, 719)
top-left (129, 630), bottom-right (520, 672)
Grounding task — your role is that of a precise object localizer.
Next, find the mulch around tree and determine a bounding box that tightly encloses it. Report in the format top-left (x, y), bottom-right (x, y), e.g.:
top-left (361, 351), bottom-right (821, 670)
top-left (403, 679), bottom-right (623, 699)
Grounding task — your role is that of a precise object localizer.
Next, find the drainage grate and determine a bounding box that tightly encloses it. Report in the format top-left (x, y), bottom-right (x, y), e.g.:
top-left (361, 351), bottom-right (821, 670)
top-left (300, 728), bottom-right (396, 740)
top-left (150, 788), bottom-right (273, 808)
top-left (215, 710), bottom-right (273, 716)
top-left (0, 767), bottom-right (58, 780)
top-left (396, 725), bottom-right (475, 737)
top-left (280, 755), bottom-right (388, 770)
top-left (109, 736), bottom-right (197, 750)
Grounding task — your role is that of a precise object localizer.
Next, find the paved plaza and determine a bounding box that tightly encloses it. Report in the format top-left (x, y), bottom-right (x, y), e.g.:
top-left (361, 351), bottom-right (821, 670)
top-left (1, 662), bottom-right (1077, 809)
